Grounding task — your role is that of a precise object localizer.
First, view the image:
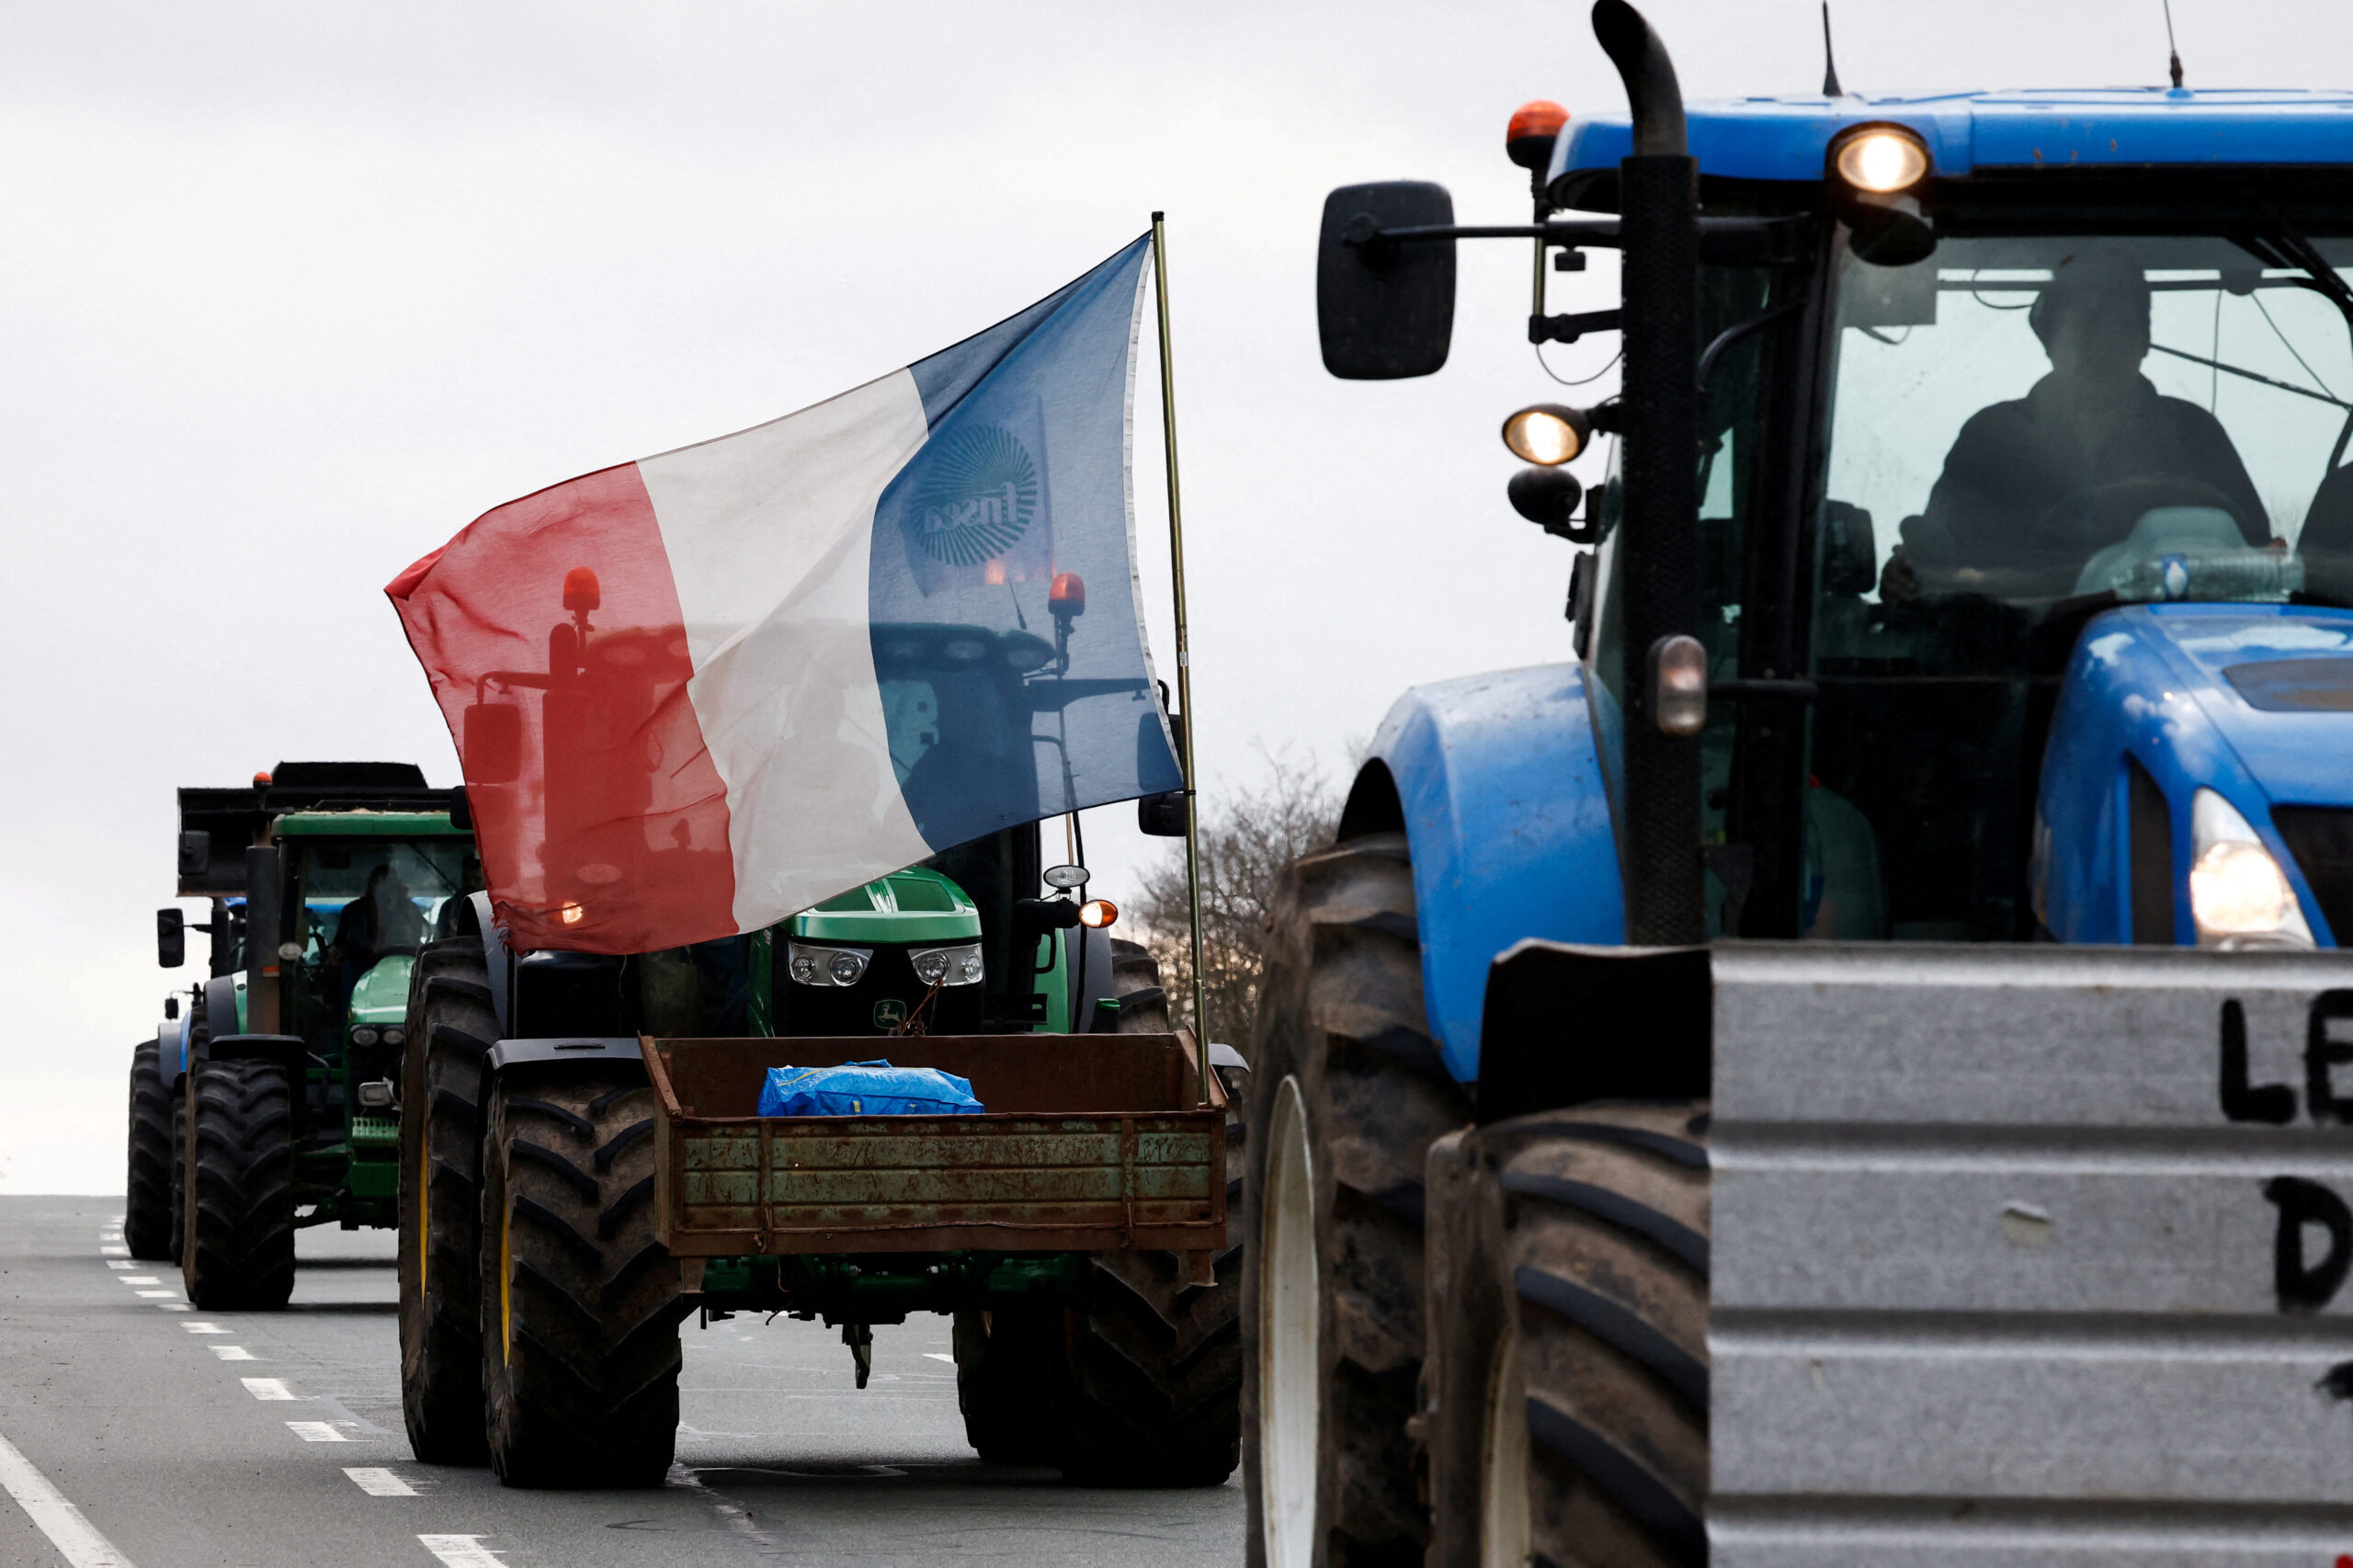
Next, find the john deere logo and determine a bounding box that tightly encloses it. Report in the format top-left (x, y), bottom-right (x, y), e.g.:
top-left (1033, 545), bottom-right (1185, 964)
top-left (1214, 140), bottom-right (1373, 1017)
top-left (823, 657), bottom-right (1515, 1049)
top-left (904, 424), bottom-right (1040, 566)
top-left (872, 998), bottom-right (909, 1030)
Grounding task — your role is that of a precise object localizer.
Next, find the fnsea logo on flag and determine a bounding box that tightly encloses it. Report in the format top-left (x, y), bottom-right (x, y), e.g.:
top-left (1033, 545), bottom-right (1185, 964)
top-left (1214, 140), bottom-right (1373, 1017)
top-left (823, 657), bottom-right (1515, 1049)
top-left (387, 236), bottom-right (1182, 954)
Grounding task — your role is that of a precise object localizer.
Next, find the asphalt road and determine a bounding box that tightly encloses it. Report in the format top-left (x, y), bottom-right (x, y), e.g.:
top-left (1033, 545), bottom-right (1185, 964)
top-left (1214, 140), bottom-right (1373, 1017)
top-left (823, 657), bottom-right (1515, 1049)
top-left (0, 1197), bottom-right (1242, 1568)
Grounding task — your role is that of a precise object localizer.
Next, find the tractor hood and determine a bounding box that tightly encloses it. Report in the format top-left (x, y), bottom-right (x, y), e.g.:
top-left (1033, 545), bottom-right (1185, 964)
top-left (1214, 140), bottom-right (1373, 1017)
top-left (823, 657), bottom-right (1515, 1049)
top-left (789, 867), bottom-right (980, 947)
top-left (350, 954), bottom-right (414, 1027)
top-left (2039, 603), bottom-right (2353, 945)
top-left (2131, 604), bottom-right (2353, 809)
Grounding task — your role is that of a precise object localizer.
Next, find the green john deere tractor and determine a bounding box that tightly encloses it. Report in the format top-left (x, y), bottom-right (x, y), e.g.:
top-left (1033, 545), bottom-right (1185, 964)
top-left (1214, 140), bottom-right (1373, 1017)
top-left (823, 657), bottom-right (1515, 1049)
top-left (132, 762), bottom-right (479, 1309)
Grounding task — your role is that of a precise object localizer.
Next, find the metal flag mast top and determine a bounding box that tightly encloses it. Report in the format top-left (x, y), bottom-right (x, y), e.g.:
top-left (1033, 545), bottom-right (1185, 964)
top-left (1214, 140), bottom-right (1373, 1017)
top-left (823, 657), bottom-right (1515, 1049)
top-left (1150, 211), bottom-right (1211, 1108)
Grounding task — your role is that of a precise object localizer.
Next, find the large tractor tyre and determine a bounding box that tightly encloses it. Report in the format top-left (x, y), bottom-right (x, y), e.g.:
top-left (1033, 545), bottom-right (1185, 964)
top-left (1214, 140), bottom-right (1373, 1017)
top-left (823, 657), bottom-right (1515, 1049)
top-left (398, 940), bottom-right (498, 1464)
top-left (180, 1057), bottom-right (297, 1311)
top-left (1056, 949), bottom-right (1246, 1488)
top-left (479, 1066), bottom-right (685, 1488)
top-left (1108, 937), bottom-right (1173, 1034)
top-left (953, 1304), bottom-right (1071, 1465)
top-left (1244, 831), bottom-right (1471, 1568)
top-left (126, 1043), bottom-right (176, 1260)
top-left (1423, 1104), bottom-right (1711, 1568)
top-left (168, 1093), bottom-right (187, 1265)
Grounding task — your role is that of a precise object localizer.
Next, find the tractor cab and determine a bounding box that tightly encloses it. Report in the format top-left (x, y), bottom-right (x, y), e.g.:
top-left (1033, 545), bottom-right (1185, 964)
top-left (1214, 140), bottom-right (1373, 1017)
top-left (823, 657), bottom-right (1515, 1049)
top-left (1323, 83), bottom-right (2353, 955)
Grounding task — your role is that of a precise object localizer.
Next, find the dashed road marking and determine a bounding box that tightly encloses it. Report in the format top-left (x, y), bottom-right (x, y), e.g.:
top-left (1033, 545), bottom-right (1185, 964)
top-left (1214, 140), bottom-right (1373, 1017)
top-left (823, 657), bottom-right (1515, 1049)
top-left (104, 1262), bottom-right (131, 1271)
top-left (417, 1536), bottom-right (504, 1568)
top-left (208, 1346), bottom-right (256, 1361)
top-left (97, 1245), bottom-right (128, 1257)
top-left (153, 1303), bottom-right (190, 1312)
top-left (119, 1277), bottom-right (159, 1286)
top-left (182, 1322), bottom-right (227, 1334)
top-left (0, 1424), bottom-right (136, 1568)
top-left (344, 1468), bottom-right (418, 1496)
top-left (923, 1352), bottom-right (956, 1364)
top-left (133, 1291), bottom-right (176, 1300)
top-left (286, 1421), bottom-right (348, 1442)
top-left (242, 1378), bottom-right (297, 1401)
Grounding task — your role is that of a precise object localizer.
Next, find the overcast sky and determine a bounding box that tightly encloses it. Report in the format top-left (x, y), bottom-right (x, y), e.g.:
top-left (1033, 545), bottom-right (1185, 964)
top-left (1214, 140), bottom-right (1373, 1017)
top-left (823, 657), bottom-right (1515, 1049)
top-left (5, 0), bottom-right (2347, 1191)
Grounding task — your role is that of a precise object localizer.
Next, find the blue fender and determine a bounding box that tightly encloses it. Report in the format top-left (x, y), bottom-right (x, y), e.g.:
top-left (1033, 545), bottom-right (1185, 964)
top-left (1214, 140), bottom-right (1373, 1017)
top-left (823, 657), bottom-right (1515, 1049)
top-left (2037, 604), bottom-right (2353, 946)
top-left (1352, 662), bottom-right (1622, 1085)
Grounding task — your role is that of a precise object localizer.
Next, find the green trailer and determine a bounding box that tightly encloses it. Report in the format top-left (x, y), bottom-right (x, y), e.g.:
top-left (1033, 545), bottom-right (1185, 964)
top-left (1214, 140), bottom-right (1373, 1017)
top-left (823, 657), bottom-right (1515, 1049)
top-left (131, 762), bottom-right (479, 1311)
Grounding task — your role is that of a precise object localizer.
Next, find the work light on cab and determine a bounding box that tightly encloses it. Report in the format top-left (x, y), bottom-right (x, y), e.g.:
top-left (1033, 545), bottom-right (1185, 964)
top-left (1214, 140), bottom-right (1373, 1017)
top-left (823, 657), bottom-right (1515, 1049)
top-left (1501, 403), bottom-right (1591, 466)
top-left (1834, 126), bottom-right (1930, 194)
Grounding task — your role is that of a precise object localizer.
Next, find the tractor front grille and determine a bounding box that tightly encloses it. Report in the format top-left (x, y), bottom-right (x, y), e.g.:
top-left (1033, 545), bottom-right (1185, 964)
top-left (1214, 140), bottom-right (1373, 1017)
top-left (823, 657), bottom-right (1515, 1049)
top-left (2271, 806), bottom-right (2353, 946)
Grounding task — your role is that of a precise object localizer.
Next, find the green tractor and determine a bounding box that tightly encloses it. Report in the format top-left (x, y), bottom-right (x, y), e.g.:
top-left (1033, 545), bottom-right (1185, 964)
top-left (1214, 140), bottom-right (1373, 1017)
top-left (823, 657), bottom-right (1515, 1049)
top-left (400, 820), bottom-right (1230, 1485)
top-left (132, 762), bottom-right (479, 1309)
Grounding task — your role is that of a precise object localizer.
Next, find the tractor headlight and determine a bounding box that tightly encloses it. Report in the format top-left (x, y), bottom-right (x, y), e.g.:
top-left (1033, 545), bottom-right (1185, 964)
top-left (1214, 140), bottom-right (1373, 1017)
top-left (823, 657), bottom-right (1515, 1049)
top-left (909, 942), bottom-right (985, 987)
top-left (2188, 789), bottom-right (2313, 949)
top-left (349, 1026), bottom-right (381, 1047)
top-left (787, 942), bottom-right (872, 987)
top-left (381, 1027), bottom-right (405, 1047)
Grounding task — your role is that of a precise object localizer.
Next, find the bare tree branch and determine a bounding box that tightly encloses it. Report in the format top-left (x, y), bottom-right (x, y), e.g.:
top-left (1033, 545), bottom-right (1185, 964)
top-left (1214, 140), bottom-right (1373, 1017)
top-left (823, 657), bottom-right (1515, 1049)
top-left (1131, 746), bottom-right (1341, 1046)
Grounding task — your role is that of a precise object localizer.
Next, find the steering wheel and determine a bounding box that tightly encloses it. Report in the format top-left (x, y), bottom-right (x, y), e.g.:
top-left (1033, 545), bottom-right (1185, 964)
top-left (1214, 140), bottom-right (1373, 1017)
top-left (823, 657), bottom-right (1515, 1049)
top-left (2030, 473), bottom-right (2263, 559)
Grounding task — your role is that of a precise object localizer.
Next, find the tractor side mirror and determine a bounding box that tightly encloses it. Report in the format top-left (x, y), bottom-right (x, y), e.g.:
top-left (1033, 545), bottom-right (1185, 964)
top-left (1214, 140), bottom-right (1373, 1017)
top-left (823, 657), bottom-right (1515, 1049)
top-left (177, 830), bottom-right (210, 878)
top-left (1138, 791), bottom-right (1188, 837)
top-left (165, 994), bottom-right (180, 1020)
top-left (448, 785), bottom-right (472, 833)
top-left (156, 908), bottom-right (186, 970)
top-left (1317, 181), bottom-right (1457, 380)
top-left (464, 702), bottom-right (524, 786)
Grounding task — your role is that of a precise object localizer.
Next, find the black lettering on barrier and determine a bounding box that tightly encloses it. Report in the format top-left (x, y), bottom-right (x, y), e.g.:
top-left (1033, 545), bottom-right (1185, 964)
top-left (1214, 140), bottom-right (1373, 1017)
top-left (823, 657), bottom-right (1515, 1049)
top-left (2264, 1176), bottom-right (2353, 1313)
top-left (2221, 999), bottom-right (2298, 1124)
top-left (2308, 991), bottom-right (2353, 1126)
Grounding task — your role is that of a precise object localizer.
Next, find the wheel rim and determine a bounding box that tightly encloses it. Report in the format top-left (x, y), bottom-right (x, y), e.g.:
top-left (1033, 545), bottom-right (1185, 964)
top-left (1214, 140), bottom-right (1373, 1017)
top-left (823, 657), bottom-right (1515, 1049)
top-left (1481, 1316), bottom-right (1532, 1568)
top-left (1259, 1076), bottom-right (1319, 1568)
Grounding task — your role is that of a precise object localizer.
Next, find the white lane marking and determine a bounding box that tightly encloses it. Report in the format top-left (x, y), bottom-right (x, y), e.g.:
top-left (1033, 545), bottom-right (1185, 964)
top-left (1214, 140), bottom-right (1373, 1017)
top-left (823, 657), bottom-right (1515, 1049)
top-left (0, 1424), bottom-right (136, 1568)
top-left (104, 1262), bottom-right (131, 1272)
top-left (344, 1468), bottom-right (417, 1496)
top-left (118, 1277), bottom-right (158, 1285)
top-left (922, 1352), bottom-right (956, 1364)
top-left (182, 1322), bottom-right (228, 1334)
top-left (153, 1303), bottom-right (190, 1312)
top-left (97, 1245), bottom-right (127, 1257)
top-left (242, 1379), bottom-right (297, 1401)
top-left (417, 1536), bottom-right (504, 1567)
top-left (133, 1291), bottom-right (175, 1300)
top-left (286, 1422), bottom-right (348, 1442)
top-left (208, 1346), bottom-right (256, 1361)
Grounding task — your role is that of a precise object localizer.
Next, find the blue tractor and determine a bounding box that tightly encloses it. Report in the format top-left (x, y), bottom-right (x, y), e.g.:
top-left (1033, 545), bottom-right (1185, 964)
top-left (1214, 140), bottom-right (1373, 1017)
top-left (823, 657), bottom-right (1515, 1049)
top-left (1242, 4), bottom-right (2353, 1562)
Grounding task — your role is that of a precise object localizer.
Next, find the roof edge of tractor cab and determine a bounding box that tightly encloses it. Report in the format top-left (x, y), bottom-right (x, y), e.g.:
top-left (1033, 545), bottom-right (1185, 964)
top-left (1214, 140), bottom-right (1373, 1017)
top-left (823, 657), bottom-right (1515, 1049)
top-left (1548, 86), bottom-right (2353, 207)
top-left (271, 810), bottom-right (467, 837)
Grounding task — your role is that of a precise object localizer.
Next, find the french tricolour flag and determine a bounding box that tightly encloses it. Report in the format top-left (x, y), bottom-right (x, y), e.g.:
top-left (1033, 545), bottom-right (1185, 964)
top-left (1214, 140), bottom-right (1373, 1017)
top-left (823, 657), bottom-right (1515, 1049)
top-left (389, 236), bottom-right (1182, 954)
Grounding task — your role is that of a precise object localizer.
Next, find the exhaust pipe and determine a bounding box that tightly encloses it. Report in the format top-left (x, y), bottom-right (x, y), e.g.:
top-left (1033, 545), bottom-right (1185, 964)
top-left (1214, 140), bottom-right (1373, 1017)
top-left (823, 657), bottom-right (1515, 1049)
top-left (1592, 0), bottom-right (1706, 946)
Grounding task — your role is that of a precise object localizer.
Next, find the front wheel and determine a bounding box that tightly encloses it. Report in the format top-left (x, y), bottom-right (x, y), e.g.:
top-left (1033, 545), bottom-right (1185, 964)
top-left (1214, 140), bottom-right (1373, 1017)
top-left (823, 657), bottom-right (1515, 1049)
top-left (181, 1057), bottom-right (296, 1311)
top-left (398, 938), bottom-right (497, 1464)
top-left (480, 1065), bottom-right (684, 1488)
top-left (1423, 1103), bottom-right (1711, 1568)
top-left (126, 1042), bottom-right (176, 1261)
top-left (1244, 832), bottom-right (1471, 1567)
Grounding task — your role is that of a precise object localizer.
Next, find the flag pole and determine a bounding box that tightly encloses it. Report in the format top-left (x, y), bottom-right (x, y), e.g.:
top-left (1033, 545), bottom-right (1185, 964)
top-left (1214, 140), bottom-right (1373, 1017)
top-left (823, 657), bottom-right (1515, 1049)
top-left (1150, 211), bottom-right (1211, 1108)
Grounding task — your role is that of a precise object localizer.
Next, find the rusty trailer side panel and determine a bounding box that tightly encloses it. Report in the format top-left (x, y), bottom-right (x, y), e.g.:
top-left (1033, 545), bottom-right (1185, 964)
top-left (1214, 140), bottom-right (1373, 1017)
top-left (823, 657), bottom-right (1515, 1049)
top-left (642, 1032), bottom-right (1227, 1256)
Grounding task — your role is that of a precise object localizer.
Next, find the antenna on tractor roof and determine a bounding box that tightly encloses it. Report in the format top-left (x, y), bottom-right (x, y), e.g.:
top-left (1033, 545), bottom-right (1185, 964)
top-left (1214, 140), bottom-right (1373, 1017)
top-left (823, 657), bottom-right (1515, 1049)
top-left (1820, 3), bottom-right (1845, 98)
top-left (2162, 0), bottom-right (2185, 87)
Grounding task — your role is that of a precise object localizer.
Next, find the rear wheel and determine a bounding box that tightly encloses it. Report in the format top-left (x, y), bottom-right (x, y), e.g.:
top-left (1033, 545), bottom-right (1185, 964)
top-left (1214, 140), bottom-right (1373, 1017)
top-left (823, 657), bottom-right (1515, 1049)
top-left (1424, 1104), bottom-right (1711, 1568)
top-left (1059, 949), bottom-right (1245, 1487)
top-left (1244, 832), bottom-right (1470, 1567)
top-left (954, 1304), bottom-right (1069, 1464)
top-left (126, 1042), bottom-right (175, 1260)
top-left (398, 939), bottom-right (497, 1464)
top-left (181, 1057), bottom-right (296, 1311)
top-left (480, 1066), bottom-right (684, 1488)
